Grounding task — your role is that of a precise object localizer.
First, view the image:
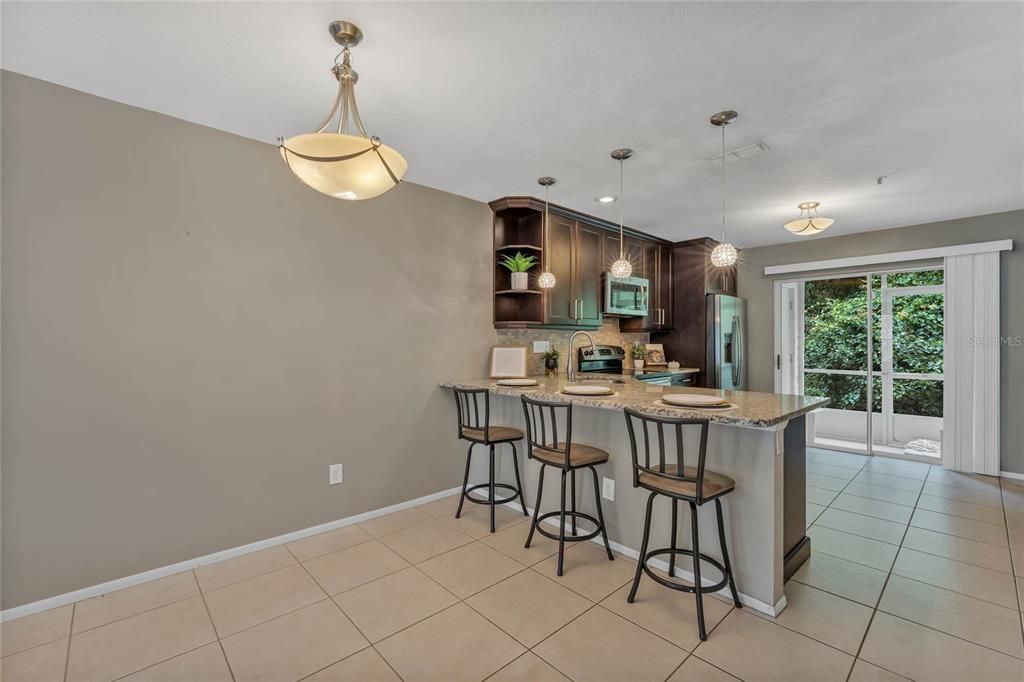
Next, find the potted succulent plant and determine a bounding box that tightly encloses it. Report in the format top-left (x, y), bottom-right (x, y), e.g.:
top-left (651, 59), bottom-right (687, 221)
top-left (543, 348), bottom-right (560, 377)
top-left (629, 343), bottom-right (648, 370)
top-left (498, 251), bottom-right (538, 290)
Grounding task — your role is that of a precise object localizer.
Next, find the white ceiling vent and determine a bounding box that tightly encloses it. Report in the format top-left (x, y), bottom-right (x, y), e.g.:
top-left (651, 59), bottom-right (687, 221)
top-left (707, 140), bottom-right (772, 162)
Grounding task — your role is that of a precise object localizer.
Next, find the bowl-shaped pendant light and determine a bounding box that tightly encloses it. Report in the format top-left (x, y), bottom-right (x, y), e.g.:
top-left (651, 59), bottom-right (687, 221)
top-left (784, 201), bottom-right (834, 236)
top-left (279, 21), bottom-right (407, 200)
top-left (537, 177), bottom-right (557, 289)
top-left (710, 111), bottom-right (739, 267)
top-left (609, 148), bottom-right (634, 279)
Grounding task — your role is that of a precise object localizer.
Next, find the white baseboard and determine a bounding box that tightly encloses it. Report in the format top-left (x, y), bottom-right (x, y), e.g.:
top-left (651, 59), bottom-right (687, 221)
top-left (507, 501), bottom-right (787, 617)
top-left (1, 486), bottom-right (463, 623)
top-left (1001, 470), bottom-right (1024, 481)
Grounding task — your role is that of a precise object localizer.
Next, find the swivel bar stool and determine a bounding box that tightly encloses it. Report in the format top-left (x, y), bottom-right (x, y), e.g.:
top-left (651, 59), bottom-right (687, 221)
top-left (521, 395), bottom-right (614, 576)
top-left (452, 387), bottom-right (528, 532)
top-left (623, 407), bottom-right (741, 641)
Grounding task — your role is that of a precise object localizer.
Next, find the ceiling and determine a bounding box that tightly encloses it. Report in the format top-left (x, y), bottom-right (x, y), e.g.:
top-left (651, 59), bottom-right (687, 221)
top-left (3, 1), bottom-right (1022, 246)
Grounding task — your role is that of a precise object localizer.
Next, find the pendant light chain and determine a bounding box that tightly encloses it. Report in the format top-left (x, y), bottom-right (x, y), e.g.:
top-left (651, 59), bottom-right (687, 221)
top-left (619, 158), bottom-right (625, 259)
top-left (536, 177), bottom-right (557, 289)
top-left (721, 123), bottom-right (727, 243)
top-left (708, 110), bottom-right (739, 267)
top-left (608, 148), bottom-right (634, 279)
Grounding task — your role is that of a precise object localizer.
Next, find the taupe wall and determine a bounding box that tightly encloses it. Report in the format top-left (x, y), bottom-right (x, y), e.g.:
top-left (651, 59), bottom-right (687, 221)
top-left (1, 72), bottom-right (495, 608)
top-left (737, 210), bottom-right (1024, 474)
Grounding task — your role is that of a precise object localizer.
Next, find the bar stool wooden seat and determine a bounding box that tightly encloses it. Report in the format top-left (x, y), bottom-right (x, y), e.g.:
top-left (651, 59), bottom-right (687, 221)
top-left (623, 407), bottom-right (741, 641)
top-left (521, 395), bottom-right (614, 576)
top-left (452, 387), bottom-right (528, 532)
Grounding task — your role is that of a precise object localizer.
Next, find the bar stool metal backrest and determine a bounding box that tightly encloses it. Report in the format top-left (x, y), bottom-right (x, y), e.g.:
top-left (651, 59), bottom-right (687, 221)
top-left (453, 386), bottom-right (491, 442)
top-left (520, 395), bottom-right (573, 469)
top-left (624, 407), bottom-right (711, 503)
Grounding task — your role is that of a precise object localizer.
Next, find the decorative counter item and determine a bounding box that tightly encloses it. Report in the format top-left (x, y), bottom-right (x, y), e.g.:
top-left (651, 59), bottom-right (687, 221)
top-left (543, 348), bottom-right (560, 377)
top-left (644, 343), bottom-right (667, 366)
top-left (629, 342), bottom-right (647, 369)
top-left (490, 346), bottom-right (528, 378)
top-left (498, 251), bottom-right (538, 291)
top-left (667, 361), bottom-right (681, 369)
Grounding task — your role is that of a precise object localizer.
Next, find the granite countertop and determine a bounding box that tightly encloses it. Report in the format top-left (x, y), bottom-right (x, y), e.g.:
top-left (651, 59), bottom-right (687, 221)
top-left (439, 374), bottom-right (829, 428)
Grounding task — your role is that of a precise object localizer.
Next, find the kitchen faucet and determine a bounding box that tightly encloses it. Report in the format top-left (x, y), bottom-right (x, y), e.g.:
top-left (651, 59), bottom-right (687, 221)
top-left (566, 331), bottom-right (597, 383)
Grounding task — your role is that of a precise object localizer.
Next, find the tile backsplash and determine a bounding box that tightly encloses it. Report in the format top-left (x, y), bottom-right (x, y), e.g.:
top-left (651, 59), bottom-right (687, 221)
top-left (495, 319), bottom-right (649, 376)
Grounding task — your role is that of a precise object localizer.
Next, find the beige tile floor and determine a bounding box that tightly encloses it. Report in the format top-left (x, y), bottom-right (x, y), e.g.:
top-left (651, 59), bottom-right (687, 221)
top-left (4, 449), bottom-right (1024, 681)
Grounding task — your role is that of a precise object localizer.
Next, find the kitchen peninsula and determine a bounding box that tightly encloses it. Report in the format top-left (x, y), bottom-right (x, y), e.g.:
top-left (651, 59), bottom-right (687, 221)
top-left (439, 374), bottom-right (828, 615)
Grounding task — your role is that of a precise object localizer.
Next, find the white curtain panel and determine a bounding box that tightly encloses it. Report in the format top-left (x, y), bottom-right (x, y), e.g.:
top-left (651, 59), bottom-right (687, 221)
top-left (943, 252), bottom-right (1000, 475)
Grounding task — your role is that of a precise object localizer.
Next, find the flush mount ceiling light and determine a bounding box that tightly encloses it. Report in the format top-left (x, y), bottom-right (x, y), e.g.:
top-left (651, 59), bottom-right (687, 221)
top-left (278, 21), bottom-right (407, 200)
top-left (784, 201), bottom-right (835, 236)
top-left (595, 195), bottom-right (618, 204)
top-left (709, 110), bottom-right (739, 268)
top-left (537, 177), bottom-right (557, 289)
top-left (609, 149), bottom-right (634, 279)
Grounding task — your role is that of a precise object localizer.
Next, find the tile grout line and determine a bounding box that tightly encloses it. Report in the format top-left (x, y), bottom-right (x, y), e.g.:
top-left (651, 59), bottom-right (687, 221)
top-left (107, 642), bottom-right (226, 682)
top-left (660, 652), bottom-right (691, 682)
top-left (282, 543), bottom-right (408, 682)
top-left (480, 650), bottom-right (532, 682)
top-left (193, 570), bottom-right (237, 682)
top-left (844, 463), bottom-right (929, 682)
top-left (998, 479), bottom-right (1024, 655)
top-left (62, 602), bottom-right (75, 682)
top-left (52, 576), bottom-right (209, 641)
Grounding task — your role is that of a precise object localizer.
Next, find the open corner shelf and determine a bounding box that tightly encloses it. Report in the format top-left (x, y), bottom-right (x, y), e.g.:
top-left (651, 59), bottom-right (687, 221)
top-left (496, 244), bottom-right (542, 252)
top-left (496, 289), bottom-right (542, 296)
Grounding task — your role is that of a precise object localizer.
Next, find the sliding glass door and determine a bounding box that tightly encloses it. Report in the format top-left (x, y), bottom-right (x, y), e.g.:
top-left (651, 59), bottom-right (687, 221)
top-left (788, 267), bottom-right (944, 460)
top-left (878, 272), bottom-right (944, 456)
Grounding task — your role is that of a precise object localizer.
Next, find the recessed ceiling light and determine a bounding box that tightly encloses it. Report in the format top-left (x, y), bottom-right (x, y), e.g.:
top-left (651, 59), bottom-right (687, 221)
top-left (595, 195), bottom-right (618, 204)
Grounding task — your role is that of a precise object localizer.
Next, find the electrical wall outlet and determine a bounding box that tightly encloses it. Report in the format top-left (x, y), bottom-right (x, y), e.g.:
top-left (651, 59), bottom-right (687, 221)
top-left (329, 463), bottom-right (343, 485)
top-left (533, 341), bottom-right (551, 353)
top-left (602, 477), bottom-right (615, 501)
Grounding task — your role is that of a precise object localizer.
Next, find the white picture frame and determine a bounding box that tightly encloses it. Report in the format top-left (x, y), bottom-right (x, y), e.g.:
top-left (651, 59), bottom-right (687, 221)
top-left (490, 346), bottom-right (529, 379)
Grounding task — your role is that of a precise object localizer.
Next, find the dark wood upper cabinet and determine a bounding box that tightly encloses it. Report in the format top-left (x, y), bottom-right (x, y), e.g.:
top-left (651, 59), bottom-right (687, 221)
top-left (544, 213), bottom-right (577, 326)
top-left (489, 197), bottom-right (676, 330)
top-left (620, 241), bottom-right (673, 332)
top-left (602, 233), bottom-right (646, 277)
top-left (575, 222), bottom-right (604, 326)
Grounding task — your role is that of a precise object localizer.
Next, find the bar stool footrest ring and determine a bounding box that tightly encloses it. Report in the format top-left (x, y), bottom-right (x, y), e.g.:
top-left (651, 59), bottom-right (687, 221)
top-left (464, 482), bottom-right (520, 506)
top-left (534, 510), bottom-right (603, 543)
top-left (641, 548), bottom-right (729, 593)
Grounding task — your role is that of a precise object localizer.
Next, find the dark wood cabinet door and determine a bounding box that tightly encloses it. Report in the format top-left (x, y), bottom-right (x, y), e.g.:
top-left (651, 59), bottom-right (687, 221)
top-left (656, 244), bottom-right (673, 329)
top-left (544, 214), bottom-right (576, 325)
top-left (602, 233), bottom-right (645, 278)
top-left (644, 241), bottom-right (659, 328)
top-left (575, 222), bottom-right (604, 326)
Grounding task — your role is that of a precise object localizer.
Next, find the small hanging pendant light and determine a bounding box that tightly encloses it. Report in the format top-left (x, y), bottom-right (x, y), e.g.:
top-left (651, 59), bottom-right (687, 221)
top-left (537, 177), bottom-right (557, 289)
top-left (609, 148), bottom-right (634, 279)
top-left (784, 201), bottom-right (834, 236)
top-left (278, 21), bottom-right (407, 200)
top-left (709, 110), bottom-right (739, 267)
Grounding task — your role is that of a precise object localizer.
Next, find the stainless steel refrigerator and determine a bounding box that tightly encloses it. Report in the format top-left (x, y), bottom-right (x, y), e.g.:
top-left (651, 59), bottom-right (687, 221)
top-left (706, 294), bottom-right (746, 390)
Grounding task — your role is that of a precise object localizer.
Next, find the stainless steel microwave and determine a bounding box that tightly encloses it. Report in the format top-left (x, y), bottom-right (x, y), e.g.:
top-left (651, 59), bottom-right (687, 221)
top-left (603, 275), bottom-right (649, 317)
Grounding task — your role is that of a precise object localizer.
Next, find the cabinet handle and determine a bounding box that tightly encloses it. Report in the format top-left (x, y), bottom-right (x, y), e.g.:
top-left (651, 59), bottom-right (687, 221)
top-left (575, 299), bottom-right (581, 321)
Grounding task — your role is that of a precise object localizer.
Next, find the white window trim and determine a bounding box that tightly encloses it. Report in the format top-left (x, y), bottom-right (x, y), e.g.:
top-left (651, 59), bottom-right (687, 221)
top-left (764, 240), bottom-right (1012, 276)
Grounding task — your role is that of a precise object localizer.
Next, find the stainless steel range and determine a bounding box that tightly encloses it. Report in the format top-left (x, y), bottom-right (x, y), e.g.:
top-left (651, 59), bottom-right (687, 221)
top-left (576, 345), bottom-right (695, 386)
